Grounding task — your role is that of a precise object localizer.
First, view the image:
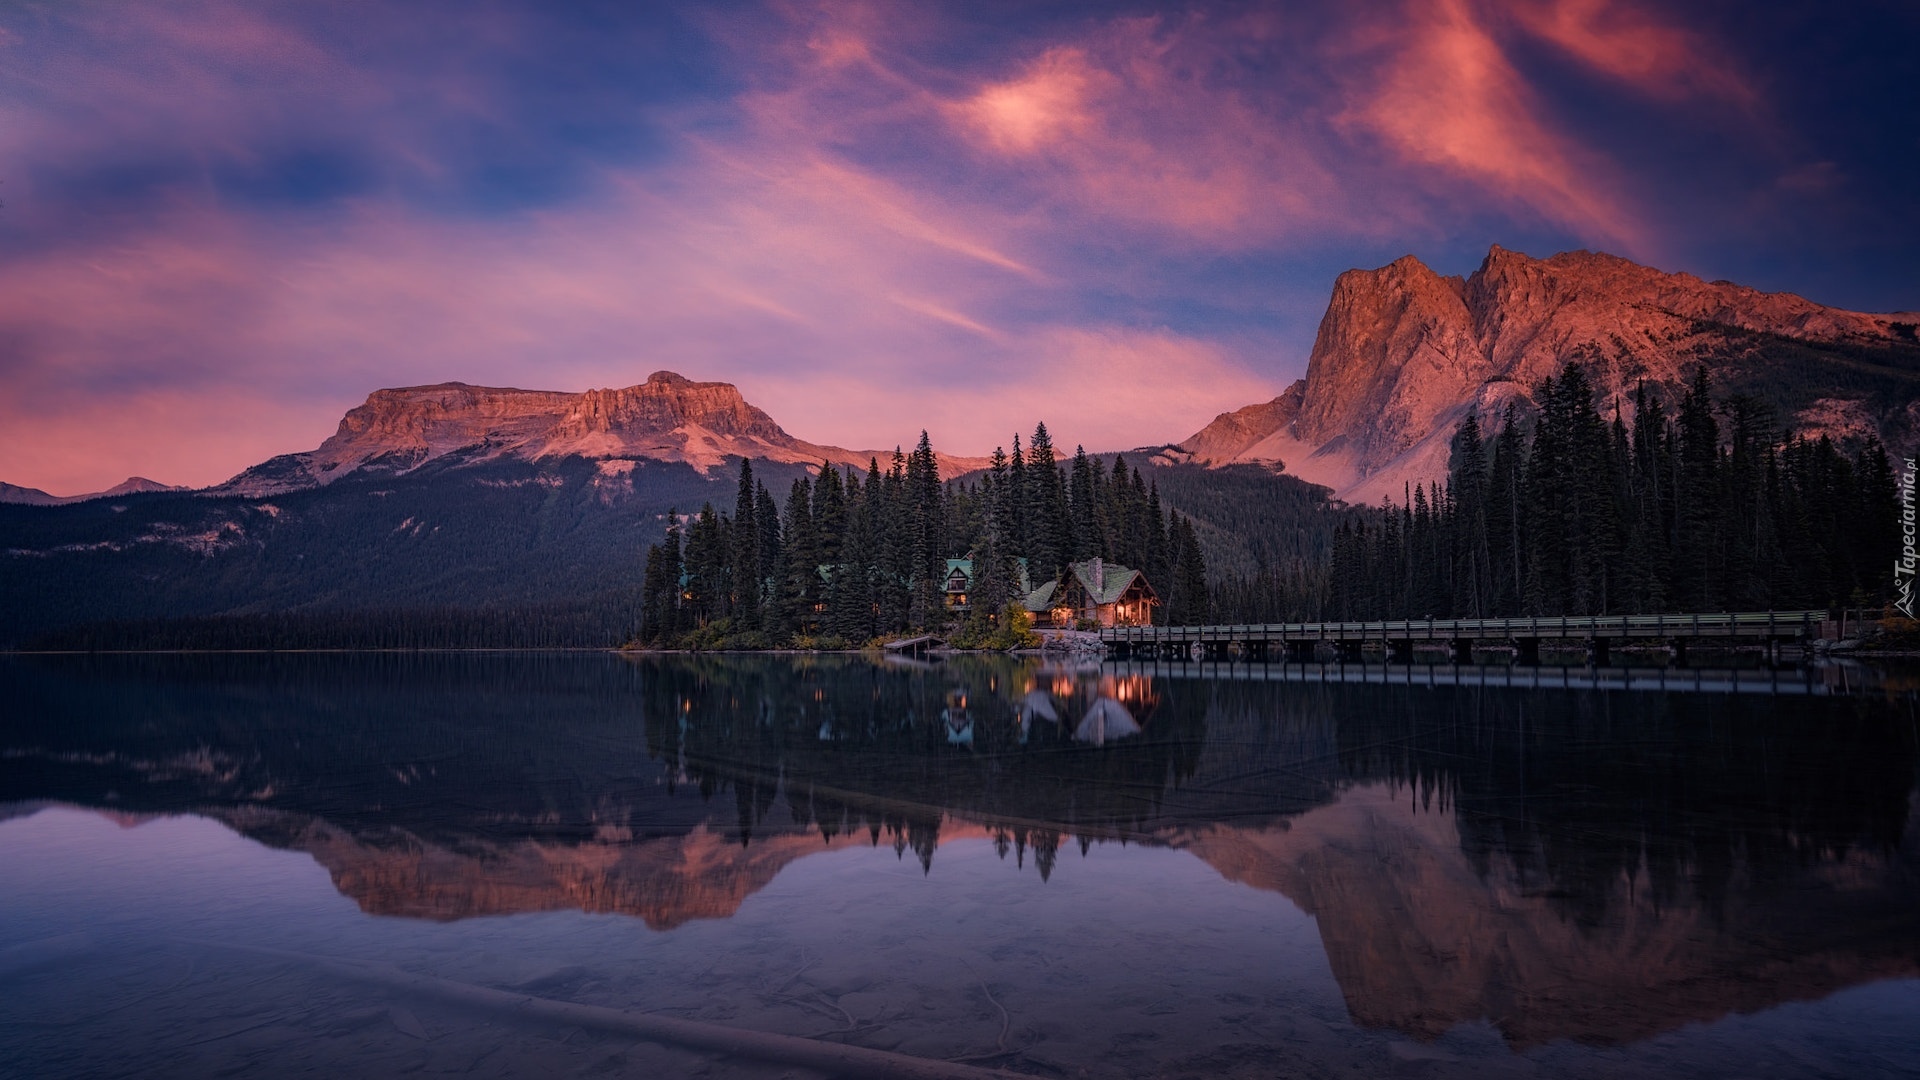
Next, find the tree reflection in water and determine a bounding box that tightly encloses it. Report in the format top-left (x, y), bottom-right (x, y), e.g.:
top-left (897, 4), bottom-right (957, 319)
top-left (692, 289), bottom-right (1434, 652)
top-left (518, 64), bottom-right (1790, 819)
top-left (1, 652), bottom-right (1915, 1050)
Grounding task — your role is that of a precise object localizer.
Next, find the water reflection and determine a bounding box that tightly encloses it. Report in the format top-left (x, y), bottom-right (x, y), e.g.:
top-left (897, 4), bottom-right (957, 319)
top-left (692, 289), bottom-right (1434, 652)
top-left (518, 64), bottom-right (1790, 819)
top-left (2, 652), bottom-right (1917, 1058)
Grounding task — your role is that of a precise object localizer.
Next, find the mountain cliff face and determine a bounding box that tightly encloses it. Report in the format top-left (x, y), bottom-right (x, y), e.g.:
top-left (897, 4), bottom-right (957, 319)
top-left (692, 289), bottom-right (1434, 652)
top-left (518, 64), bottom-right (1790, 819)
top-left (1170, 246), bottom-right (1920, 504)
top-left (215, 370), bottom-right (985, 497)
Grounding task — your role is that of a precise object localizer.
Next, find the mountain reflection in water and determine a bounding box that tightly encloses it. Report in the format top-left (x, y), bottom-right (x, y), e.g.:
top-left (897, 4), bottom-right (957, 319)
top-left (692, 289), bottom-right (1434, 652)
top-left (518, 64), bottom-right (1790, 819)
top-left (2, 652), bottom-right (1916, 1056)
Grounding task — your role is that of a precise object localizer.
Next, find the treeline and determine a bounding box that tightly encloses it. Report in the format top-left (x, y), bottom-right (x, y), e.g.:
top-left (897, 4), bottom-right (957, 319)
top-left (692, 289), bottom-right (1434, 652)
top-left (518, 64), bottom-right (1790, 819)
top-left (22, 593), bottom-right (644, 651)
top-left (1214, 363), bottom-right (1899, 621)
top-left (638, 424), bottom-right (1211, 648)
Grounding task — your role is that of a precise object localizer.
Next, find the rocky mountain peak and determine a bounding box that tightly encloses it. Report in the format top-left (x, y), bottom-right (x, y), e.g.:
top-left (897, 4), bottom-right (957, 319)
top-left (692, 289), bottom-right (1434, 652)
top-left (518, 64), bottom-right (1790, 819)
top-left (210, 371), bottom-right (987, 498)
top-left (1176, 244), bottom-right (1919, 504)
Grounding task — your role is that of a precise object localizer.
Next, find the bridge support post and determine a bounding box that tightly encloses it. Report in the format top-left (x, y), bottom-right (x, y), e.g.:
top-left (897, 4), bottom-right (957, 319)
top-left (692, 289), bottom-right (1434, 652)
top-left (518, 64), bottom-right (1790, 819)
top-left (1670, 639), bottom-right (1688, 666)
top-left (1513, 637), bottom-right (1541, 665)
top-left (1286, 640), bottom-right (1316, 662)
top-left (1587, 637), bottom-right (1611, 666)
top-left (1450, 638), bottom-right (1474, 664)
top-left (1386, 639), bottom-right (1414, 663)
top-left (1202, 640), bottom-right (1230, 661)
top-left (1334, 640), bottom-right (1363, 662)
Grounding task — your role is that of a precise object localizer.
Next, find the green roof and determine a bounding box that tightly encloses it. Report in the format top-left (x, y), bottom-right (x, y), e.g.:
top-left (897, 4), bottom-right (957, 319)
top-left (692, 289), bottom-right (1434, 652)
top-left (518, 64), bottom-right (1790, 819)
top-left (1025, 559), bottom-right (1150, 611)
top-left (1073, 559), bottom-right (1146, 605)
top-left (1024, 580), bottom-right (1056, 611)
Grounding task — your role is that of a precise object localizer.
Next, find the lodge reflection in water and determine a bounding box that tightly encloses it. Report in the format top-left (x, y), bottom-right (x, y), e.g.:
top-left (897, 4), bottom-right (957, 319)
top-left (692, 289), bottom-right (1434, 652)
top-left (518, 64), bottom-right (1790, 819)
top-left (1, 652), bottom-right (1916, 1048)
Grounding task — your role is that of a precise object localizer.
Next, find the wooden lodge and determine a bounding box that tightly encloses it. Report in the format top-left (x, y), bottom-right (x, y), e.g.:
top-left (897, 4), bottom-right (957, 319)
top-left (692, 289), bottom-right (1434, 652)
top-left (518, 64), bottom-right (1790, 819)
top-left (942, 556), bottom-right (1156, 629)
top-left (1026, 558), bottom-right (1157, 629)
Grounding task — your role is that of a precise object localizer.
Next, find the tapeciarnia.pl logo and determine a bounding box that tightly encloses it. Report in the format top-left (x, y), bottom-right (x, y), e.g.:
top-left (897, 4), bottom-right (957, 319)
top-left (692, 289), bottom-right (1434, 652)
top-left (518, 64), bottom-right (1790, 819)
top-left (1899, 456), bottom-right (1917, 618)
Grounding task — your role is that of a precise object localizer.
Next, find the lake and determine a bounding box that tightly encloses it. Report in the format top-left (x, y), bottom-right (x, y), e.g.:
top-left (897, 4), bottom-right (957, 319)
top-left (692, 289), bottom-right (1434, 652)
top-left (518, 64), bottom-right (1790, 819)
top-left (2, 652), bottom-right (1917, 1079)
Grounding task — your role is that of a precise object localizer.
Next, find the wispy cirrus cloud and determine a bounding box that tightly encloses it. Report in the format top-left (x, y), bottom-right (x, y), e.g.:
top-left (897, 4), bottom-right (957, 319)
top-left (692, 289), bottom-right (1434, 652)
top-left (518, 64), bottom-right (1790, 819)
top-left (1342, 0), bottom-right (1644, 253)
top-left (1506, 0), bottom-right (1755, 104)
top-left (1335, 0), bottom-right (1764, 257)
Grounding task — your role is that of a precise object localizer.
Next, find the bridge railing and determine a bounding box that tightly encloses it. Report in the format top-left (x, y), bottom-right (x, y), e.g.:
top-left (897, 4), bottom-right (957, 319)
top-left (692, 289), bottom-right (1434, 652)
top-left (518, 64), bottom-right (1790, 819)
top-left (1099, 610), bottom-right (1828, 644)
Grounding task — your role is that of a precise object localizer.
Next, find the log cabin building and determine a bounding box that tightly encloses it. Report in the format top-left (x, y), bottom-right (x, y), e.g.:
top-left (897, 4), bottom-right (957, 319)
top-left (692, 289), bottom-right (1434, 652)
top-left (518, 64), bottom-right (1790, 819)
top-left (1026, 558), bottom-right (1157, 629)
top-left (942, 556), bottom-right (1156, 629)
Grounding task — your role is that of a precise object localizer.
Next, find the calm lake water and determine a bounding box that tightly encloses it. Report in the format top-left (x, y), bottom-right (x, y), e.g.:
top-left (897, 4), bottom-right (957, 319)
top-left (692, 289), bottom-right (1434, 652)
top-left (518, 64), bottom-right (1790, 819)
top-left (2, 652), bottom-right (1917, 1079)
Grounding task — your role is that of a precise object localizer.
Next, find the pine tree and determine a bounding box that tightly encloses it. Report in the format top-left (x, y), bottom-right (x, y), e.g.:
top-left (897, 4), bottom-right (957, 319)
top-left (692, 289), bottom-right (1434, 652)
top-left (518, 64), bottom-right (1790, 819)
top-left (906, 432), bottom-right (945, 627)
top-left (813, 462), bottom-right (847, 569)
top-left (729, 458), bottom-right (761, 629)
top-left (1025, 423), bottom-right (1069, 584)
top-left (1486, 403), bottom-right (1527, 613)
top-left (755, 481), bottom-right (783, 635)
top-left (1676, 367), bottom-right (1723, 610)
top-left (1007, 433), bottom-right (1028, 560)
top-left (639, 509), bottom-right (684, 644)
top-left (1145, 480), bottom-right (1170, 619)
top-left (781, 476), bottom-right (818, 634)
top-left (683, 503), bottom-right (726, 627)
top-left (1165, 513), bottom-right (1209, 625)
top-left (1069, 446), bottom-right (1098, 561)
top-left (1448, 412), bottom-right (1492, 616)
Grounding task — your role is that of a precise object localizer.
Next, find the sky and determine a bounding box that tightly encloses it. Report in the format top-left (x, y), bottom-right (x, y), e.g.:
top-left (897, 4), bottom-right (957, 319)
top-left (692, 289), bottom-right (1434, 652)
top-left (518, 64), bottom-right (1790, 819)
top-left (0, 0), bottom-right (1915, 495)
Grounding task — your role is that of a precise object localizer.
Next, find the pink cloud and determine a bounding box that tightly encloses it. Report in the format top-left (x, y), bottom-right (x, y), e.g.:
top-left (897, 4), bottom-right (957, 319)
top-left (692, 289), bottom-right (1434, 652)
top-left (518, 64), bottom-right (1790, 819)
top-left (952, 46), bottom-right (1107, 153)
top-left (1506, 0), bottom-right (1754, 105)
top-left (732, 7), bottom-right (1403, 249)
top-left (0, 142), bottom-right (1276, 492)
top-left (940, 15), bottom-right (1386, 245)
top-left (1345, 0), bottom-right (1649, 254)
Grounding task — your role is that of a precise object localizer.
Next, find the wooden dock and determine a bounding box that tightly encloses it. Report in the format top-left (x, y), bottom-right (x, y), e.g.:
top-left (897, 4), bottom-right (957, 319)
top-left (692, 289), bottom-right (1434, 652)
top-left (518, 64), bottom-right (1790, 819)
top-left (1100, 611), bottom-right (1828, 664)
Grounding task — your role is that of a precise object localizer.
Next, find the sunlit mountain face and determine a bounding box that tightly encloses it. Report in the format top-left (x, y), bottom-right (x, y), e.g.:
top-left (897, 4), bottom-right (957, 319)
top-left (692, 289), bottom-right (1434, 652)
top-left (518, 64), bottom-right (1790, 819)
top-left (3, 653), bottom-right (1915, 1058)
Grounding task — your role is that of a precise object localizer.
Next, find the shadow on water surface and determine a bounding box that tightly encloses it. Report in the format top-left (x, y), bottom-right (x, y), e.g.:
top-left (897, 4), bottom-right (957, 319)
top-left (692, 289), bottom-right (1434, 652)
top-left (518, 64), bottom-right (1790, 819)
top-left (1, 651), bottom-right (1918, 1076)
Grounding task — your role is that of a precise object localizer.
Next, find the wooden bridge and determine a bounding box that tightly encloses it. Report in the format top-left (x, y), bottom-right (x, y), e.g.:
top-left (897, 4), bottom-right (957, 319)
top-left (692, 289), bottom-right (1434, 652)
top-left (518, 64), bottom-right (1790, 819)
top-left (1104, 659), bottom-right (1863, 696)
top-left (1100, 611), bottom-right (1830, 664)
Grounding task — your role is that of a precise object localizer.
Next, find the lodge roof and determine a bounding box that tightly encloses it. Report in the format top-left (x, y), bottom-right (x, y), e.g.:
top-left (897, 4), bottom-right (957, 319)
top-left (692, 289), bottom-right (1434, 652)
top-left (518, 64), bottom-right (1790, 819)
top-left (1024, 558), bottom-right (1152, 611)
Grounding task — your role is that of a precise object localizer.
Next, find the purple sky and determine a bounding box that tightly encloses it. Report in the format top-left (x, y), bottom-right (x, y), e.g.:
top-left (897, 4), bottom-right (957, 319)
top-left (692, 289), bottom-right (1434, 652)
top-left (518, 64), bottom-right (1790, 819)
top-left (1, 0), bottom-right (1914, 495)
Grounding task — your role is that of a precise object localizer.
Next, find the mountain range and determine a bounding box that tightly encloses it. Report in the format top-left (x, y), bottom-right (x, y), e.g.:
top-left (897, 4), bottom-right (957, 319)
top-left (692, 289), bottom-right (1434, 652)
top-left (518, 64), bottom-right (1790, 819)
top-left (0, 476), bottom-right (186, 506)
top-left (6, 245), bottom-right (1915, 509)
top-left (3, 245), bottom-right (1915, 642)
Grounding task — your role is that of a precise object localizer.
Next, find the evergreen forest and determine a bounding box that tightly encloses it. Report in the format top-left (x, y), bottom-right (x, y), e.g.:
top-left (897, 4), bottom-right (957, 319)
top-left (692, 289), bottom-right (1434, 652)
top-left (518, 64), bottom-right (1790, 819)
top-left (642, 364), bottom-right (1904, 648)
top-left (637, 424), bottom-right (1212, 649)
top-left (1213, 365), bottom-right (1902, 623)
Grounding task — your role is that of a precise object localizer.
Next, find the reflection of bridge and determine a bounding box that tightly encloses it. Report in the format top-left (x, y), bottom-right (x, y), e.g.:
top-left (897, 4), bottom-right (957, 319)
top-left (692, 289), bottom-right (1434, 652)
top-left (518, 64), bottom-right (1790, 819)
top-left (1105, 659), bottom-right (1876, 696)
top-left (1101, 611), bottom-right (1829, 664)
